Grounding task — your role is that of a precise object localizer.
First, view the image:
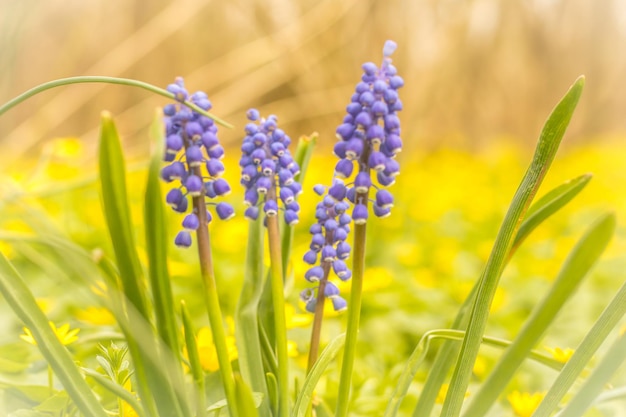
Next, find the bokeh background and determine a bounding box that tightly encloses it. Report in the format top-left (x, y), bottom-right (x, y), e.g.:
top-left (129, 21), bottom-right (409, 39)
top-left (1, 1), bottom-right (626, 415)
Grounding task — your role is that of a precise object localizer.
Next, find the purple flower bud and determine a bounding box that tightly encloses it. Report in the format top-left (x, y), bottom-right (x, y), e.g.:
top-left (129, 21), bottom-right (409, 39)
top-left (315, 207), bottom-right (329, 221)
top-left (166, 134), bottom-right (184, 153)
top-left (270, 142), bottom-right (285, 157)
top-left (256, 176), bottom-right (272, 194)
top-left (280, 187), bottom-right (295, 204)
top-left (313, 184), bottom-right (326, 195)
top-left (286, 201), bottom-right (300, 212)
top-left (163, 104), bottom-right (176, 116)
top-left (373, 204), bottom-right (391, 218)
top-left (278, 169), bottom-right (294, 186)
top-left (346, 102), bottom-right (362, 116)
top-left (332, 296), bottom-right (347, 312)
top-left (333, 141), bottom-right (347, 159)
top-left (242, 164), bottom-right (258, 182)
top-left (252, 132), bottom-right (267, 147)
top-left (352, 204), bottom-right (368, 224)
top-left (332, 260), bottom-right (349, 278)
top-left (186, 146), bottom-right (204, 167)
top-left (310, 224), bottom-right (323, 234)
top-left (202, 132), bottom-right (219, 150)
top-left (208, 145), bottom-right (225, 160)
top-left (383, 40), bottom-right (397, 56)
top-left (362, 62), bottom-right (377, 75)
top-left (241, 140), bottom-right (255, 155)
top-left (324, 281), bottom-right (340, 298)
top-left (166, 188), bottom-right (184, 207)
top-left (323, 196), bottom-right (335, 208)
top-left (384, 114), bottom-right (400, 130)
top-left (324, 219), bottom-right (338, 231)
top-left (355, 111), bottom-right (372, 127)
top-left (338, 270), bottom-right (352, 281)
top-left (384, 158), bottom-right (400, 177)
top-left (303, 250), bottom-right (318, 265)
top-left (245, 206), bottom-right (260, 220)
top-left (305, 266), bottom-right (324, 283)
top-left (247, 108), bottom-right (260, 121)
top-left (368, 151), bottom-right (387, 172)
top-left (185, 122), bottom-right (203, 138)
top-left (335, 202), bottom-right (350, 214)
top-left (346, 187), bottom-right (356, 203)
top-left (345, 138), bottom-right (364, 160)
top-left (310, 233), bottom-right (325, 250)
top-left (260, 159), bottom-right (276, 176)
top-left (300, 288), bottom-right (315, 302)
top-left (338, 213), bottom-right (352, 226)
top-left (373, 80), bottom-right (388, 94)
top-left (333, 227), bottom-right (348, 242)
top-left (371, 101), bottom-right (389, 118)
top-left (284, 209), bottom-right (299, 225)
top-left (288, 182), bottom-right (302, 196)
top-left (182, 213), bottom-right (200, 230)
top-left (336, 241), bottom-right (351, 259)
top-left (244, 124), bottom-right (258, 136)
top-left (321, 245), bottom-right (337, 262)
top-left (389, 75), bottom-right (404, 89)
top-left (354, 172), bottom-right (372, 193)
top-left (213, 178), bottom-right (231, 196)
top-left (385, 134), bottom-right (402, 154)
top-left (205, 181), bottom-right (217, 198)
top-left (377, 171), bottom-right (395, 187)
top-left (264, 200), bottom-right (278, 216)
top-left (216, 202), bottom-right (235, 220)
top-left (175, 231), bottom-right (192, 247)
top-left (306, 298), bottom-right (317, 313)
top-left (336, 123), bottom-right (355, 140)
top-left (251, 148), bottom-right (266, 165)
top-left (185, 175), bottom-right (203, 197)
top-left (335, 159), bottom-right (354, 179)
top-left (278, 154), bottom-right (294, 169)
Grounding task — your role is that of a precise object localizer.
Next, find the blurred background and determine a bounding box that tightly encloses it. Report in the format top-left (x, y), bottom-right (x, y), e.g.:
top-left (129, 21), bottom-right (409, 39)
top-left (1, 0), bottom-right (626, 163)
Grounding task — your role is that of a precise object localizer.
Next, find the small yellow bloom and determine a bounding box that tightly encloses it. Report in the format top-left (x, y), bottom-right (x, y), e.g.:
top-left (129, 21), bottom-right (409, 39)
top-left (75, 306), bottom-right (116, 325)
top-left (507, 391), bottom-right (544, 417)
top-left (545, 346), bottom-right (575, 363)
top-left (20, 322), bottom-right (80, 346)
top-left (285, 303), bottom-right (312, 328)
top-left (436, 383), bottom-right (470, 404)
top-left (287, 340), bottom-right (299, 358)
top-left (195, 326), bottom-right (238, 372)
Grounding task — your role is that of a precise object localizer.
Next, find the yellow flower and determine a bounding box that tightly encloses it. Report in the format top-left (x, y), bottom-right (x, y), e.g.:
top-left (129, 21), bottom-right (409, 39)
top-left (195, 326), bottom-right (238, 372)
top-left (545, 346), bottom-right (575, 363)
top-left (75, 306), bottom-right (116, 325)
top-left (285, 303), bottom-right (312, 328)
top-left (507, 391), bottom-right (544, 417)
top-left (20, 322), bottom-right (80, 346)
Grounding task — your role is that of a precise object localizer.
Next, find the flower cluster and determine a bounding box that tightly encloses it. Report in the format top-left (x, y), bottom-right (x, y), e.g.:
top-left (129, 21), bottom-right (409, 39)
top-left (239, 109), bottom-right (301, 225)
top-left (300, 179), bottom-right (351, 313)
top-left (160, 77), bottom-right (234, 247)
top-left (333, 40), bottom-right (403, 220)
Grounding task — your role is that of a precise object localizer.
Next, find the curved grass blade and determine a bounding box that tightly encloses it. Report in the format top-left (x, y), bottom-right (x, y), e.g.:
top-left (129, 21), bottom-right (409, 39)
top-left (182, 301), bottom-right (207, 417)
top-left (511, 173), bottom-right (592, 256)
top-left (235, 373), bottom-right (261, 417)
top-left (235, 216), bottom-right (271, 417)
top-left (384, 329), bottom-right (565, 417)
top-left (462, 212), bottom-right (615, 417)
top-left (292, 333), bottom-right (345, 417)
top-left (533, 279), bottom-right (626, 417)
top-left (555, 332), bottom-right (626, 417)
top-left (441, 76), bottom-right (585, 417)
top-left (82, 368), bottom-right (146, 417)
top-left (0, 253), bottom-right (108, 417)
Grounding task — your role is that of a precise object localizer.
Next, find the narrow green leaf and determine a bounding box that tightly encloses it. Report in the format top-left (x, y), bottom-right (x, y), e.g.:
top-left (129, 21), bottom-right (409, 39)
top-left (462, 212), bottom-right (615, 417)
top-left (266, 372), bottom-right (279, 417)
top-left (182, 301), bottom-right (207, 417)
top-left (98, 111), bottom-right (148, 319)
top-left (556, 332), bottom-right (626, 417)
top-left (235, 216), bottom-right (270, 417)
top-left (441, 76), bottom-right (584, 417)
top-left (0, 253), bottom-right (108, 417)
top-left (235, 374), bottom-right (261, 417)
top-left (144, 110), bottom-right (181, 362)
top-left (82, 368), bottom-right (146, 417)
top-left (533, 279), bottom-right (626, 416)
top-left (512, 173), bottom-right (592, 254)
top-left (292, 333), bottom-right (345, 417)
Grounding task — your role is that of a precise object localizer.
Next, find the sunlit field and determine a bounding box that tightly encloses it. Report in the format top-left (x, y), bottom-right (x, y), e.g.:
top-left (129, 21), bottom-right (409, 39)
top-left (1, 1), bottom-right (626, 417)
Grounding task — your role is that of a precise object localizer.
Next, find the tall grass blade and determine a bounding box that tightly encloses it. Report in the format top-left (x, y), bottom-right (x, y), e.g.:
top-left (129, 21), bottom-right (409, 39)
top-left (182, 301), bottom-right (207, 417)
top-left (462, 212), bottom-right (615, 417)
top-left (441, 76), bottom-right (584, 417)
top-left (0, 253), bottom-right (108, 417)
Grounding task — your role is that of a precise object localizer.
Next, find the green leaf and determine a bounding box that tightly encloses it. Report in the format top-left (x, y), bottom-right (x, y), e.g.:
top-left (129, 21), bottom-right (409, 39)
top-left (235, 216), bottom-right (270, 417)
top-left (441, 76), bottom-right (584, 417)
top-left (34, 391), bottom-right (69, 413)
top-left (266, 372), bottom-right (279, 417)
top-left (235, 374), bottom-right (261, 417)
top-left (556, 332), bottom-right (626, 417)
top-left (0, 253), bottom-right (108, 417)
top-left (512, 173), bottom-right (592, 254)
top-left (98, 111), bottom-right (147, 319)
top-left (181, 301), bottom-right (206, 417)
top-left (83, 368), bottom-right (146, 417)
top-left (206, 392), bottom-right (264, 413)
top-left (292, 333), bottom-right (345, 417)
top-left (533, 279), bottom-right (626, 416)
top-left (462, 212), bottom-right (616, 417)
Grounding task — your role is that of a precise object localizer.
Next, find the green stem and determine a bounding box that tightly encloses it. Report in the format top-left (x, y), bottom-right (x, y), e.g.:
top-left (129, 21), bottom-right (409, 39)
top-left (335, 189), bottom-right (368, 417)
top-left (267, 199), bottom-right (290, 417)
top-left (48, 364), bottom-right (54, 396)
top-left (0, 76), bottom-right (232, 128)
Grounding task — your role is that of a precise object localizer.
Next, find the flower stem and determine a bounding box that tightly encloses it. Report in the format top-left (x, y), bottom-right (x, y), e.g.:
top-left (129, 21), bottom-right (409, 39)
top-left (0, 76), bottom-right (232, 128)
top-left (307, 267), bottom-right (330, 372)
top-left (266, 189), bottom-right (290, 417)
top-left (335, 191), bottom-right (368, 417)
top-left (48, 364), bottom-right (54, 396)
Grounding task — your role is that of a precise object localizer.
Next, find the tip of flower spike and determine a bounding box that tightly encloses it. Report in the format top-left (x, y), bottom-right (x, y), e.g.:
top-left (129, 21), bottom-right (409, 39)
top-left (383, 40), bottom-right (397, 57)
top-left (175, 231), bottom-right (192, 248)
top-left (247, 108), bottom-right (260, 121)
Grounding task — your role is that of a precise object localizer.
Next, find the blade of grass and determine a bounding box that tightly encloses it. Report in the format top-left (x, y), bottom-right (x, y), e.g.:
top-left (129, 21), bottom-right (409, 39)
top-left (0, 253), bottom-right (109, 417)
top-left (182, 301), bottom-right (207, 417)
top-left (533, 279), bottom-right (626, 417)
top-left (235, 215), bottom-right (271, 417)
top-left (293, 333), bottom-right (346, 417)
top-left (82, 368), bottom-right (146, 417)
top-left (411, 172), bottom-right (593, 417)
top-left (441, 76), bottom-right (584, 417)
top-left (555, 332), bottom-right (626, 417)
top-left (235, 373), bottom-right (261, 417)
top-left (462, 211), bottom-right (615, 417)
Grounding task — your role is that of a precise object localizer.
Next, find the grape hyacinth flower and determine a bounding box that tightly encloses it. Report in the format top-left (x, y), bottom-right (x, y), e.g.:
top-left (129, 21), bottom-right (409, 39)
top-left (300, 179), bottom-right (351, 314)
top-left (160, 77), bottom-right (234, 247)
top-left (333, 39), bottom-right (403, 219)
top-left (239, 109), bottom-right (302, 225)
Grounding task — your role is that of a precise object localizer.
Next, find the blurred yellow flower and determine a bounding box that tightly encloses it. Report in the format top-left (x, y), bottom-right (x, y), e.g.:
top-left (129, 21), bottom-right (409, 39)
top-left (285, 303), bottom-right (312, 328)
top-left (436, 383), bottom-right (469, 404)
top-left (287, 340), bottom-right (299, 358)
top-left (545, 346), bottom-right (575, 363)
top-left (75, 306), bottom-right (116, 325)
top-left (507, 391), bottom-right (544, 417)
top-left (195, 326), bottom-right (238, 372)
top-left (20, 322), bottom-right (80, 346)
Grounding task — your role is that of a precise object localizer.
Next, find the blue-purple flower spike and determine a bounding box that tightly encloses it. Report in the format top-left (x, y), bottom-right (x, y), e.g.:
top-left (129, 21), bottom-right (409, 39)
top-left (300, 179), bottom-right (353, 313)
top-left (333, 40), bottom-right (404, 220)
top-left (161, 77), bottom-right (234, 247)
top-left (239, 109), bottom-right (302, 226)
